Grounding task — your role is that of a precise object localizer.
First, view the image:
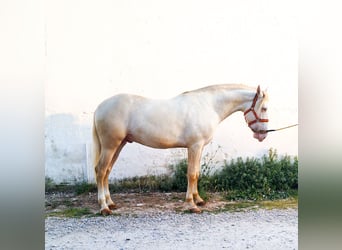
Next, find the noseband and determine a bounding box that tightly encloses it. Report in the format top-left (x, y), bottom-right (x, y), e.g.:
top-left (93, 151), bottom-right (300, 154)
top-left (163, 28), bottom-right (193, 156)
top-left (244, 92), bottom-right (269, 133)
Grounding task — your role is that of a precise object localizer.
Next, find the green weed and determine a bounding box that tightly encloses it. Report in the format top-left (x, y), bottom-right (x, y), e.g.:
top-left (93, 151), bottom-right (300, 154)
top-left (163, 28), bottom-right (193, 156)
top-left (213, 148), bottom-right (298, 200)
top-left (75, 182), bottom-right (96, 195)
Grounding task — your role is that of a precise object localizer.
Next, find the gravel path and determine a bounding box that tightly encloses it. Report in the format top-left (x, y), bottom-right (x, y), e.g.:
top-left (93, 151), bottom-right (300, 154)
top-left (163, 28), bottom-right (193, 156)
top-left (45, 208), bottom-right (297, 250)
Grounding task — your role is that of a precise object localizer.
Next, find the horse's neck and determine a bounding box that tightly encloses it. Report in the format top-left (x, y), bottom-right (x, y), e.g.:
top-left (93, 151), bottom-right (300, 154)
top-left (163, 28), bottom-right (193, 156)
top-left (212, 88), bottom-right (255, 121)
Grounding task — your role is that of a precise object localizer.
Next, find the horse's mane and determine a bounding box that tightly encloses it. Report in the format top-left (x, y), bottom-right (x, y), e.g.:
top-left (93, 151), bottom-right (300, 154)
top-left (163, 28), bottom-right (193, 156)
top-left (181, 84), bottom-right (255, 95)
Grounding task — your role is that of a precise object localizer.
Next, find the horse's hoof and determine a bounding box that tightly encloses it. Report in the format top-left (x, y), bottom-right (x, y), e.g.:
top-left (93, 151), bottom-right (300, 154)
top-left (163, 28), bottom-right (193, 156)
top-left (196, 201), bottom-right (206, 207)
top-left (189, 207), bottom-right (202, 214)
top-left (100, 208), bottom-right (113, 216)
top-left (108, 203), bottom-right (118, 210)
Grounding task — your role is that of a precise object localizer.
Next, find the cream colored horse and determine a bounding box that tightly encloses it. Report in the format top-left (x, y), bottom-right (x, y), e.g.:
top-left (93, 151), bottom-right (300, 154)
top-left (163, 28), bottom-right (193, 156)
top-left (93, 84), bottom-right (269, 215)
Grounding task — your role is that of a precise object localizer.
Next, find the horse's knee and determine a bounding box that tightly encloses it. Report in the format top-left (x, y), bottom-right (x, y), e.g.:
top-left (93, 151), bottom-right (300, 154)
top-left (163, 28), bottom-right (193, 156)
top-left (187, 173), bottom-right (198, 181)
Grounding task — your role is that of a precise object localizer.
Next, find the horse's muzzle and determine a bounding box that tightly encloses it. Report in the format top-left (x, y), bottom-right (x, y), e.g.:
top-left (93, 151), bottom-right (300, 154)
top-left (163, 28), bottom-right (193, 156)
top-left (253, 132), bottom-right (267, 142)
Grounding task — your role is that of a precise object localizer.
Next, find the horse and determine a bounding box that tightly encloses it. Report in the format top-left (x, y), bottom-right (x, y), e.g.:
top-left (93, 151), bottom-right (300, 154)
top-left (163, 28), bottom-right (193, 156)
top-left (92, 84), bottom-right (269, 215)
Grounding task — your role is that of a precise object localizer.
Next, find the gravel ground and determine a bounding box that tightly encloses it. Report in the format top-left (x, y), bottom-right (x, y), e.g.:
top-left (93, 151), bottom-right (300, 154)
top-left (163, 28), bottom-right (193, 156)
top-left (45, 208), bottom-right (297, 250)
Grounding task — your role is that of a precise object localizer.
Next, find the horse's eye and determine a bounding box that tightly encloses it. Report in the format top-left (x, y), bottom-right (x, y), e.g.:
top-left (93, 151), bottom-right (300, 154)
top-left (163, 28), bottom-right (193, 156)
top-left (262, 107), bottom-right (267, 112)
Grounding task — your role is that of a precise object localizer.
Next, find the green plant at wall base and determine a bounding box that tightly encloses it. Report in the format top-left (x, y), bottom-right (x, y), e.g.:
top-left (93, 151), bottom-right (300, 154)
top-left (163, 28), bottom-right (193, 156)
top-left (213, 148), bottom-right (298, 200)
top-left (169, 158), bottom-right (188, 191)
top-left (166, 148), bottom-right (298, 201)
top-left (45, 177), bottom-right (56, 192)
top-left (198, 148), bottom-right (221, 201)
top-left (75, 182), bottom-right (97, 195)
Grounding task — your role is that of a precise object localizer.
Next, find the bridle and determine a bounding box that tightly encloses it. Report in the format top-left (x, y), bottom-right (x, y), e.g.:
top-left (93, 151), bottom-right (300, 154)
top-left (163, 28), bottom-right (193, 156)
top-left (243, 89), bottom-right (298, 135)
top-left (244, 91), bottom-right (269, 133)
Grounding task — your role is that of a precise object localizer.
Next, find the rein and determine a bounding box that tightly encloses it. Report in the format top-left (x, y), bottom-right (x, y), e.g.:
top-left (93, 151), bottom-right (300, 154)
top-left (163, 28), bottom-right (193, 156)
top-left (258, 123), bottom-right (298, 134)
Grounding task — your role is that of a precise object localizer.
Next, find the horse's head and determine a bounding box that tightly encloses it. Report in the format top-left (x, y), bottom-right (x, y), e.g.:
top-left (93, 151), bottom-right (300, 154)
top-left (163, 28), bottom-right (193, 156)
top-left (244, 85), bottom-right (269, 142)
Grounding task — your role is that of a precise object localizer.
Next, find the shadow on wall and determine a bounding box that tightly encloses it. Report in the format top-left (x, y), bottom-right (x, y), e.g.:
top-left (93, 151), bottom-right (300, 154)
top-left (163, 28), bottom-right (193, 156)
top-left (45, 113), bottom-right (93, 184)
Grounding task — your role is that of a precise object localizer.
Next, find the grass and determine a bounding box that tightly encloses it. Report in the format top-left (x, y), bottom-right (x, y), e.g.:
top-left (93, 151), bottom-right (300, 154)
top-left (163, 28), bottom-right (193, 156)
top-left (258, 197), bottom-right (298, 209)
top-left (213, 196), bottom-right (298, 213)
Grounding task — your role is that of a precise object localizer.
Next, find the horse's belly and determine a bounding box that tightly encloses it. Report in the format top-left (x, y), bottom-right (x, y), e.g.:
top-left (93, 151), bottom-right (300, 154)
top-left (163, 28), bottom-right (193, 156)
top-left (127, 120), bottom-right (216, 149)
top-left (127, 126), bottom-right (186, 149)
top-left (133, 138), bottom-right (185, 149)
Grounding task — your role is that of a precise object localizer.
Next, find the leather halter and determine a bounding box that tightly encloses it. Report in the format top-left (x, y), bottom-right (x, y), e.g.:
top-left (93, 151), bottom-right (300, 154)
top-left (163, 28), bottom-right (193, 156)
top-left (244, 92), bottom-right (269, 129)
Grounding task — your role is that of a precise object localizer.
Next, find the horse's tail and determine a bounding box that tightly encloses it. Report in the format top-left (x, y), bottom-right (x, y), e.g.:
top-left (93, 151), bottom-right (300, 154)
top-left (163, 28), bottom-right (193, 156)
top-left (92, 116), bottom-right (101, 183)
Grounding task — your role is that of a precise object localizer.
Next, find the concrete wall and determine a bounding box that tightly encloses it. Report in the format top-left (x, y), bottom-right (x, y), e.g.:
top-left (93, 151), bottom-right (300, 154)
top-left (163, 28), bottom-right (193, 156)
top-left (45, 0), bottom-right (298, 184)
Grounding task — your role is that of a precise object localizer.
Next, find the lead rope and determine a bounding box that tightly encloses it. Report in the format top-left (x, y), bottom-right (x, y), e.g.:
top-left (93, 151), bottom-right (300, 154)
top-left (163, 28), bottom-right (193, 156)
top-left (265, 123), bottom-right (298, 133)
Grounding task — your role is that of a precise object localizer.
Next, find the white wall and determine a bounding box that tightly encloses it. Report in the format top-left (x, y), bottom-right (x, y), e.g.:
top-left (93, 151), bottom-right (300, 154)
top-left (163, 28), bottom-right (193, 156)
top-left (45, 0), bottom-right (298, 184)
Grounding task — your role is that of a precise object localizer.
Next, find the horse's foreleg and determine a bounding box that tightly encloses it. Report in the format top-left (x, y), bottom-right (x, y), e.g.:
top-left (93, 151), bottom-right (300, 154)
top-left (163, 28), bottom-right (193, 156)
top-left (191, 165), bottom-right (206, 207)
top-left (186, 144), bottom-right (204, 213)
top-left (104, 141), bottom-right (126, 210)
top-left (193, 175), bottom-right (206, 207)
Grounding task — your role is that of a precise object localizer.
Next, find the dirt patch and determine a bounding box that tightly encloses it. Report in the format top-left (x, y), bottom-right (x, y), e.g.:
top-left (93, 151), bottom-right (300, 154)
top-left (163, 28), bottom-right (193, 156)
top-left (45, 192), bottom-right (232, 216)
top-left (45, 191), bottom-right (297, 216)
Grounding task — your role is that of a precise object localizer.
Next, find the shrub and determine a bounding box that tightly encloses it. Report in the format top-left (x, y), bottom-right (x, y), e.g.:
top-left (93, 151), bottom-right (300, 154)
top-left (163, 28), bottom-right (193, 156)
top-left (213, 148), bottom-right (298, 200)
top-left (45, 177), bottom-right (56, 192)
top-left (75, 182), bottom-right (96, 195)
top-left (169, 158), bottom-right (188, 191)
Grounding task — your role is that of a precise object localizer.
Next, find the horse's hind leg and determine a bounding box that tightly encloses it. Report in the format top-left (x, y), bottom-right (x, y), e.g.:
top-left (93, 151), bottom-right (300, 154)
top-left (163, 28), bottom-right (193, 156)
top-left (95, 147), bottom-right (117, 216)
top-left (104, 141), bottom-right (126, 210)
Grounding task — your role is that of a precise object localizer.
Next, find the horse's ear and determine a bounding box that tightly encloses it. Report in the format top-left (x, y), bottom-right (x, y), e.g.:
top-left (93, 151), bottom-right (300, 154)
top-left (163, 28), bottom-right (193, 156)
top-left (257, 85), bottom-right (261, 95)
